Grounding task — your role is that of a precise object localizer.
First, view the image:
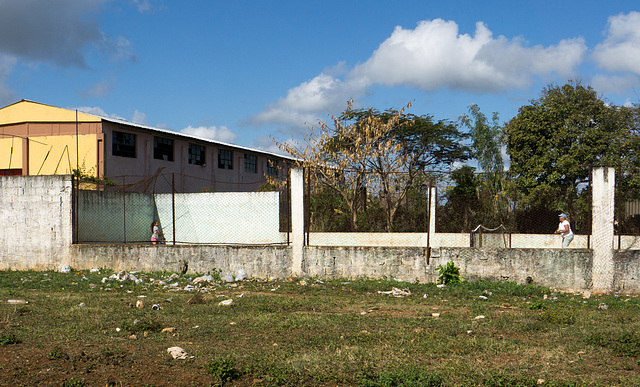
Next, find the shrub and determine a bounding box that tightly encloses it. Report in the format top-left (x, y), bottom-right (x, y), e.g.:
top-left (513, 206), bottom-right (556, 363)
top-left (436, 261), bottom-right (462, 285)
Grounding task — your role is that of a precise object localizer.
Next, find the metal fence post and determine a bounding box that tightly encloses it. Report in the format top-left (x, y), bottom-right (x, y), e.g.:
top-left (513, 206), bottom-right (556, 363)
top-left (172, 173), bottom-right (176, 245)
top-left (123, 176), bottom-right (126, 244)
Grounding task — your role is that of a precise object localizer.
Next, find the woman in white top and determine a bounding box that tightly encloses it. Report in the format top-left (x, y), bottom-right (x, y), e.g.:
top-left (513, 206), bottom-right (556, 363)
top-left (555, 213), bottom-right (573, 248)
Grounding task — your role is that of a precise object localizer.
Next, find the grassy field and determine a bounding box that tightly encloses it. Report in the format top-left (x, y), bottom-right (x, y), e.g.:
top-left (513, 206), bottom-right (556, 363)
top-left (0, 268), bottom-right (639, 386)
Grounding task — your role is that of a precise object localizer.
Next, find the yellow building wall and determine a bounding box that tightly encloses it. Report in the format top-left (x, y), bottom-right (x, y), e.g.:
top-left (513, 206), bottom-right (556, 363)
top-left (27, 134), bottom-right (98, 176)
top-left (0, 137), bottom-right (23, 169)
top-left (0, 100), bottom-right (100, 126)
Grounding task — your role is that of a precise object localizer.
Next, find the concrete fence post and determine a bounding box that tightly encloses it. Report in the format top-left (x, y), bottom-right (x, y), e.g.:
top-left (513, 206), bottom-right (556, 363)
top-left (290, 167), bottom-right (305, 276)
top-left (591, 167), bottom-right (615, 293)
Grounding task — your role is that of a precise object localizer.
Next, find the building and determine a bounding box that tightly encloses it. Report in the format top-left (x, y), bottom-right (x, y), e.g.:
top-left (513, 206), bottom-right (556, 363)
top-left (0, 100), bottom-right (292, 192)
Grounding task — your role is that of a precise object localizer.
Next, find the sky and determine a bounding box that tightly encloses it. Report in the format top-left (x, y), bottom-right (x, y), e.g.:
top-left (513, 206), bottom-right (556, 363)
top-left (1, 0), bottom-right (640, 158)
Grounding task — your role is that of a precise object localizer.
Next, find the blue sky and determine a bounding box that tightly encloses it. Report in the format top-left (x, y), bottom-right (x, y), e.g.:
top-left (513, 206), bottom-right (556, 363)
top-left (1, 0), bottom-right (639, 157)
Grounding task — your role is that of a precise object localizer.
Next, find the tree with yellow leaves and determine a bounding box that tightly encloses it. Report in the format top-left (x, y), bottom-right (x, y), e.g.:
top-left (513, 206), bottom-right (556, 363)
top-left (276, 100), bottom-right (469, 231)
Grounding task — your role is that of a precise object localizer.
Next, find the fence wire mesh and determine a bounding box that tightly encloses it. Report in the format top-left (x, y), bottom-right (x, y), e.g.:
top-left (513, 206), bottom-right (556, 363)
top-left (615, 166), bottom-right (640, 248)
top-left (73, 172), bottom-right (290, 245)
top-left (303, 165), bottom-right (594, 248)
top-left (304, 167), bottom-right (431, 234)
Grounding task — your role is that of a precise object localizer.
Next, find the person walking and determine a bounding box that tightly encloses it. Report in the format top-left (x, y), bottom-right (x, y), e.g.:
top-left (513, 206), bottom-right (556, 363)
top-left (555, 213), bottom-right (573, 248)
top-left (151, 220), bottom-right (162, 244)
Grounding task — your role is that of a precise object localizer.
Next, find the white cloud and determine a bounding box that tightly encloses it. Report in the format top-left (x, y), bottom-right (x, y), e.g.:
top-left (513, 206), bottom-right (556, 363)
top-left (249, 135), bottom-right (291, 156)
top-left (355, 19), bottom-right (585, 92)
top-left (590, 73), bottom-right (640, 95)
top-left (132, 0), bottom-right (152, 13)
top-left (180, 125), bottom-right (238, 144)
top-left (75, 106), bottom-right (127, 121)
top-left (131, 109), bottom-right (147, 125)
top-left (593, 12), bottom-right (640, 74)
top-left (250, 73), bottom-right (365, 126)
top-left (251, 18), bottom-right (586, 127)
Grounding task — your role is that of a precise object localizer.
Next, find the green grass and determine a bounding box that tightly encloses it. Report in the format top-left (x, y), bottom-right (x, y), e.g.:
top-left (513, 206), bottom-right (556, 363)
top-left (0, 269), bottom-right (639, 386)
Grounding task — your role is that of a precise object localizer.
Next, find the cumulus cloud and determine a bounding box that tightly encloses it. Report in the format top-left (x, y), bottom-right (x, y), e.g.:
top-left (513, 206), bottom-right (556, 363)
top-left (180, 125), bottom-right (238, 144)
top-left (251, 18), bottom-right (586, 127)
top-left (250, 73), bottom-right (366, 126)
top-left (593, 12), bottom-right (640, 74)
top-left (356, 20), bottom-right (584, 92)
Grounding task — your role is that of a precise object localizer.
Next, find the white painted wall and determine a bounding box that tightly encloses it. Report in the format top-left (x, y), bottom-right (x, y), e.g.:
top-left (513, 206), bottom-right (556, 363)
top-left (0, 175), bottom-right (73, 270)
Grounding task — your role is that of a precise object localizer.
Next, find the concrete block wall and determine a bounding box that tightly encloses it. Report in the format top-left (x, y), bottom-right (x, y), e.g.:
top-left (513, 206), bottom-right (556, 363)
top-left (0, 175), bottom-right (73, 270)
top-left (71, 244), bottom-right (292, 279)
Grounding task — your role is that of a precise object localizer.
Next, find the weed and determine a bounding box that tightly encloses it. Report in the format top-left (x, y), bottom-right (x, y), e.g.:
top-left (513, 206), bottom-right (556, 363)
top-left (0, 333), bottom-right (21, 345)
top-left (612, 332), bottom-right (640, 357)
top-left (538, 309), bottom-right (576, 325)
top-left (62, 379), bottom-right (86, 387)
top-left (205, 356), bottom-right (241, 386)
top-left (436, 261), bottom-right (462, 285)
top-left (529, 301), bottom-right (546, 310)
top-left (358, 366), bottom-right (444, 386)
top-left (48, 345), bottom-right (67, 360)
top-left (121, 316), bottom-right (162, 333)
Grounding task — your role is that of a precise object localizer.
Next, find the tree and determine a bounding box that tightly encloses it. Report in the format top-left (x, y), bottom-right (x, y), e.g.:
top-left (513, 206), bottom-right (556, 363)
top-left (459, 104), bottom-right (504, 174)
top-left (275, 100), bottom-right (469, 231)
top-left (459, 104), bottom-right (511, 228)
top-left (504, 81), bottom-right (636, 228)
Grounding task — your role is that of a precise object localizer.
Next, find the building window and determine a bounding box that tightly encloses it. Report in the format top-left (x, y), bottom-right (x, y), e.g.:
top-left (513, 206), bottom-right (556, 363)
top-left (112, 131), bottom-right (136, 158)
top-left (244, 154), bottom-right (257, 173)
top-left (188, 144), bottom-right (206, 166)
top-left (218, 149), bottom-right (233, 170)
top-left (154, 137), bottom-right (173, 161)
top-left (267, 159), bottom-right (278, 176)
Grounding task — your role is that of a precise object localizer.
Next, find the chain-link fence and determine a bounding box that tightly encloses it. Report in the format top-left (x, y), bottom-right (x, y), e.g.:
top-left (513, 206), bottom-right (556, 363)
top-left (303, 165), bottom-right (595, 248)
top-left (437, 167), bottom-right (592, 248)
top-left (615, 166), bottom-right (640, 249)
top-left (73, 172), bottom-right (290, 245)
top-left (304, 167), bottom-right (432, 235)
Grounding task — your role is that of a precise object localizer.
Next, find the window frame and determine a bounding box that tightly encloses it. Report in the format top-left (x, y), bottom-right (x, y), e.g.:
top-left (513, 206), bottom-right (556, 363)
top-left (218, 149), bottom-right (233, 170)
top-left (267, 159), bottom-right (278, 176)
top-left (188, 143), bottom-right (206, 166)
top-left (112, 131), bottom-right (136, 158)
top-left (153, 136), bottom-right (174, 162)
top-left (244, 154), bottom-right (257, 173)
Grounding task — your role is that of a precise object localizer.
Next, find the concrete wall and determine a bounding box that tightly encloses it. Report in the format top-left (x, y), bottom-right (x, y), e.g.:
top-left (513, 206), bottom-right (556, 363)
top-left (64, 243), bottom-right (638, 293)
top-left (0, 175), bottom-right (73, 270)
top-left (70, 244), bottom-right (292, 279)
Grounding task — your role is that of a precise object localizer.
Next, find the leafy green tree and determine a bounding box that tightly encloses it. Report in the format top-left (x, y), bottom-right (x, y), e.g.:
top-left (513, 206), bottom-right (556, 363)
top-left (459, 104), bottom-right (511, 229)
top-left (504, 82), bottom-right (636, 226)
top-left (459, 104), bottom-right (504, 174)
top-left (437, 166), bottom-right (481, 232)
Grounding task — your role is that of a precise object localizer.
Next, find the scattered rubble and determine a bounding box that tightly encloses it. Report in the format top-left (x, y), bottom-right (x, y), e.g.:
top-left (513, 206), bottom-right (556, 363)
top-left (377, 287), bottom-right (411, 297)
top-left (193, 275), bottom-right (213, 284)
top-left (167, 346), bottom-right (194, 360)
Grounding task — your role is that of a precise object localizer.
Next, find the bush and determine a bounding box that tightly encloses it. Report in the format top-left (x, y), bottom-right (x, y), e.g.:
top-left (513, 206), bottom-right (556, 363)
top-left (206, 356), bottom-right (241, 386)
top-left (436, 261), bottom-right (462, 285)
